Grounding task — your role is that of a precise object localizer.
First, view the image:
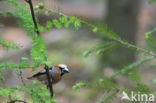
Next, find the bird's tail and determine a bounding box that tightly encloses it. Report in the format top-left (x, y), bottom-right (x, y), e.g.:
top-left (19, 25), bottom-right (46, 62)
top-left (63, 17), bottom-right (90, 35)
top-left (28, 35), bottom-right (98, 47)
top-left (27, 76), bottom-right (33, 79)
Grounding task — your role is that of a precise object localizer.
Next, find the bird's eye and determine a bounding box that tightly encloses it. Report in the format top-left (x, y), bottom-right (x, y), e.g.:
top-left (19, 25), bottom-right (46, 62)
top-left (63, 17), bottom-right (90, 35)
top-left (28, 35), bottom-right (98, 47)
top-left (59, 67), bottom-right (64, 70)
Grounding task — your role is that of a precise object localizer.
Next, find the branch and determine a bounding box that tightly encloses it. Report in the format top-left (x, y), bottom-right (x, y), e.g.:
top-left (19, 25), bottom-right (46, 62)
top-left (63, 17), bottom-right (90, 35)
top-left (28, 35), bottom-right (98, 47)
top-left (25, 0), bottom-right (40, 35)
top-left (7, 99), bottom-right (28, 103)
top-left (45, 65), bottom-right (54, 97)
top-left (24, 0), bottom-right (53, 97)
top-left (44, 7), bottom-right (156, 58)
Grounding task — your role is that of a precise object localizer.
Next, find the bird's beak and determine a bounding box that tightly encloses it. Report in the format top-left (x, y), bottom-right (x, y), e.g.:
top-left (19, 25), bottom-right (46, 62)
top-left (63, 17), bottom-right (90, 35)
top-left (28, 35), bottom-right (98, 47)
top-left (63, 67), bottom-right (70, 73)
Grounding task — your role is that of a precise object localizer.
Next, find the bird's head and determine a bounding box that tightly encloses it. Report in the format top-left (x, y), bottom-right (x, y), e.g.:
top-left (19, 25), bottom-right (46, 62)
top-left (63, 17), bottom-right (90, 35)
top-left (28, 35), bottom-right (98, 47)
top-left (57, 64), bottom-right (70, 76)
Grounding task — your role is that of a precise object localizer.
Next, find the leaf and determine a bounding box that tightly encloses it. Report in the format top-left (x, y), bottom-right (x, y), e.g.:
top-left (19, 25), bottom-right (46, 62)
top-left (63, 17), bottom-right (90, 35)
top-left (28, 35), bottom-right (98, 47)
top-left (51, 98), bottom-right (57, 103)
top-left (59, 16), bottom-right (70, 28)
top-left (92, 27), bottom-right (98, 33)
top-left (38, 25), bottom-right (44, 32)
top-left (83, 51), bottom-right (90, 58)
top-left (46, 21), bottom-right (53, 32)
top-left (53, 19), bottom-right (62, 29)
top-left (74, 19), bottom-right (81, 29)
top-left (69, 16), bottom-right (81, 29)
top-left (37, 2), bottom-right (44, 9)
top-left (59, 16), bottom-right (68, 23)
top-left (72, 82), bottom-right (86, 91)
top-left (21, 57), bottom-right (28, 61)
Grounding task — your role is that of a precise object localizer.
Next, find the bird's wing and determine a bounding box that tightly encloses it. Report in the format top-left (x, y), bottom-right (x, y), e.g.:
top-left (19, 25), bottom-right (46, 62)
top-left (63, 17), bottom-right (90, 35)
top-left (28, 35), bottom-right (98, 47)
top-left (32, 71), bottom-right (46, 77)
top-left (27, 69), bottom-right (46, 79)
top-left (27, 67), bottom-right (54, 79)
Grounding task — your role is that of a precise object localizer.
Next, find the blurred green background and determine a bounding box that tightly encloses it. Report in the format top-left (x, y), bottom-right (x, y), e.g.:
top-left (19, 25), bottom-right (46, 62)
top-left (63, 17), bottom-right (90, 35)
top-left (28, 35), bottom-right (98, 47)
top-left (0, 0), bottom-right (156, 103)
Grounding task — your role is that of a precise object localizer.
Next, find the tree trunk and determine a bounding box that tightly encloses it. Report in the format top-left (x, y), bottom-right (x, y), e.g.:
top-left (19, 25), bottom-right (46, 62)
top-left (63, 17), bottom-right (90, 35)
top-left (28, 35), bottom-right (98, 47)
top-left (101, 0), bottom-right (140, 68)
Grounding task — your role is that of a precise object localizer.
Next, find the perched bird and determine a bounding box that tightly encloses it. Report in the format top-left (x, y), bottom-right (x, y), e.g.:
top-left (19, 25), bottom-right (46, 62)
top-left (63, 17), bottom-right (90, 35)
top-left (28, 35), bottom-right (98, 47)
top-left (28, 64), bottom-right (69, 85)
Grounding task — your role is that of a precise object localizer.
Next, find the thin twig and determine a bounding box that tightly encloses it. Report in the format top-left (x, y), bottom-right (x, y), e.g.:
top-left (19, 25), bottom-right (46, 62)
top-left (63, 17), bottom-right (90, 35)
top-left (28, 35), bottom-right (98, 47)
top-left (24, 0), bottom-right (53, 97)
top-left (18, 58), bottom-right (26, 86)
top-left (19, 67), bottom-right (26, 86)
top-left (115, 39), bottom-right (156, 57)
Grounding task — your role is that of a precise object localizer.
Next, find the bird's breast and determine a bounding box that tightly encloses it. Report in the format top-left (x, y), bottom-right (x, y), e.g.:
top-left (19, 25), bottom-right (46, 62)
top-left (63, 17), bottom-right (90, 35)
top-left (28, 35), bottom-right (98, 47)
top-left (50, 69), bottom-right (61, 84)
top-left (51, 74), bottom-right (61, 84)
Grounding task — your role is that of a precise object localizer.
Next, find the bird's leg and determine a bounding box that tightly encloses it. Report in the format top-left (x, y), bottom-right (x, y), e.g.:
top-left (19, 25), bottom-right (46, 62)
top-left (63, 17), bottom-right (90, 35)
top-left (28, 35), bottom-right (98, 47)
top-left (46, 79), bottom-right (52, 88)
top-left (46, 84), bottom-right (55, 96)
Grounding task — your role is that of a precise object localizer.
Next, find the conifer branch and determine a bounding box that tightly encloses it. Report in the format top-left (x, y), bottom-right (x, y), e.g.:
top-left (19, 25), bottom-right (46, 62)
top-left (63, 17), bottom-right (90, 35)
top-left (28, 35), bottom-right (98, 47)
top-left (44, 8), bottom-right (156, 57)
top-left (24, 0), bottom-right (54, 97)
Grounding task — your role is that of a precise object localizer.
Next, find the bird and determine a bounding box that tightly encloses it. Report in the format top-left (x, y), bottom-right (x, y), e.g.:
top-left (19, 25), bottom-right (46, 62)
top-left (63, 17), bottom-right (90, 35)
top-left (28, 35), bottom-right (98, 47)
top-left (27, 64), bottom-right (70, 85)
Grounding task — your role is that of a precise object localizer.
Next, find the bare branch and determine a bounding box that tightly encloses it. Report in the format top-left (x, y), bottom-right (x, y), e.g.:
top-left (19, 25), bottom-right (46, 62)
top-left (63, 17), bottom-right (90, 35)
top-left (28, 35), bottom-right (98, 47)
top-left (25, 0), bottom-right (40, 35)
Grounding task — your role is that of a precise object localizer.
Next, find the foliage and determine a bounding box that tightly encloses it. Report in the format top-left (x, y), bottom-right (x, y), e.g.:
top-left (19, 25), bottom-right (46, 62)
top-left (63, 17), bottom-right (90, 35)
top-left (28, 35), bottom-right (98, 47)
top-left (83, 41), bottom-right (117, 57)
top-left (44, 16), bottom-right (81, 31)
top-left (0, 57), bottom-right (30, 79)
top-left (4, 0), bottom-right (35, 36)
top-left (72, 82), bottom-right (86, 91)
top-left (30, 35), bottom-right (47, 67)
top-left (0, 0), bottom-right (156, 103)
top-left (0, 87), bottom-right (22, 99)
top-left (0, 37), bottom-right (20, 50)
top-left (24, 81), bottom-right (56, 103)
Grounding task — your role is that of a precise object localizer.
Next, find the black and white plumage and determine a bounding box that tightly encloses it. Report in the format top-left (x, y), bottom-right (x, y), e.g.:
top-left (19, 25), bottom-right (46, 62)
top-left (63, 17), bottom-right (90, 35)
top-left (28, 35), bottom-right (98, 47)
top-left (28, 64), bottom-right (69, 85)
